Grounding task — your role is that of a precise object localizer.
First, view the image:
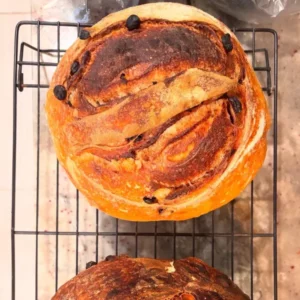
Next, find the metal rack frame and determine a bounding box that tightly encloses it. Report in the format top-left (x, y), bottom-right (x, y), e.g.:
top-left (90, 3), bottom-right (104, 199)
top-left (12, 21), bottom-right (278, 300)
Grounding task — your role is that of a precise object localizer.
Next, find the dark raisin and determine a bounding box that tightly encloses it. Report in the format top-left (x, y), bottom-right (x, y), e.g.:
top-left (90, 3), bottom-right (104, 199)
top-left (129, 149), bottom-right (136, 157)
top-left (126, 15), bottom-right (141, 31)
top-left (126, 134), bottom-right (143, 143)
top-left (158, 208), bottom-right (165, 214)
top-left (229, 96), bottom-right (242, 113)
top-left (81, 51), bottom-right (91, 65)
top-left (135, 134), bottom-right (143, 142)
top-left (79, 29), bottom-right (90, 40)
top-left (152, 81), bottom-right (157, 85)
top-left (105, 255), bottom-right (116, 261)
top-left (86, 261), bottom-right (97, 269)
top-left (120, 73), bottom-right (127, 84)
top-left (230, 149), bottom-right (236, 157)
top-left (126, 135), bottom-right (137, 142)
top-left (143, 196), bottom-right (157, 204)
top-left (222, 33), bottom-right (233, 52)
top-left (70, 61), bottom-right (80, 75)
top-left (53, 85), bottom-right (67, 100)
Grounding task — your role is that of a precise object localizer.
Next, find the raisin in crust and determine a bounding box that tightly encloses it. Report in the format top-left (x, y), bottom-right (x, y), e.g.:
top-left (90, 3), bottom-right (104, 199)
top-left (52, 256), bottom-right (250, 300)
top-left (45, 3), bottom-right (270, 221)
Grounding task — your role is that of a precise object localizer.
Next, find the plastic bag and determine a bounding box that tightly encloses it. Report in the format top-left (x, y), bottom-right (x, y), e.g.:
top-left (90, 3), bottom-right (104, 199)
top-left (85, 0), bottom-right (140, 23)
top-left (193, 0), bottom-right (300, 23)
top-left (33, 0), bottom-right (139, 23)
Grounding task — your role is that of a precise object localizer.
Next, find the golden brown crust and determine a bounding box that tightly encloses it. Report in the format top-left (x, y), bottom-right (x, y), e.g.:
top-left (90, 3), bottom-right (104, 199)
top-left (52, 256), bottom-right (250, 300)
top-left (45, 3), bottom-right (270, 221)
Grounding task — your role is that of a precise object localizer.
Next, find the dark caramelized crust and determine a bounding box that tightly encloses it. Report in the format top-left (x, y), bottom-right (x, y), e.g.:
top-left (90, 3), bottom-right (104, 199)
top-left (52, 256), bottom-right (249, 300)
top-left (45, 3), bottom-right (270, 221)
top-left (81, 24), bottom-right (225, 93)
top-left (147, 100), bottom-right (238, 188)
top-left (66, 21), bottom-right (242, 110)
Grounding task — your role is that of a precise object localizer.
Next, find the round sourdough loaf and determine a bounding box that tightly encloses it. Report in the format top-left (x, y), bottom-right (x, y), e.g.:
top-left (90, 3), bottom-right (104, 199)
top-left (52, 256), bottom-right (250, 300)
top-left (45, 3), bottom-right (270, 221)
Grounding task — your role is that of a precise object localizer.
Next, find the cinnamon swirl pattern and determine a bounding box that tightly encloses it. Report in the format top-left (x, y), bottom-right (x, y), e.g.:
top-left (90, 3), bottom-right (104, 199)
top-left (45, 3), bottom-right (270, 221)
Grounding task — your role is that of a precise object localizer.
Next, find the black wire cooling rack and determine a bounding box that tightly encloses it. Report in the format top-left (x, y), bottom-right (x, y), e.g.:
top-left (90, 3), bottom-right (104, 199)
top-left (12, 20), bottom-right (278, 300)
